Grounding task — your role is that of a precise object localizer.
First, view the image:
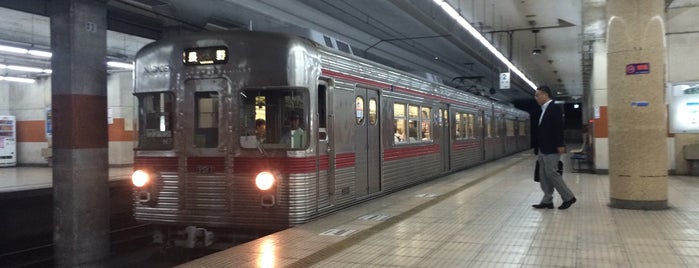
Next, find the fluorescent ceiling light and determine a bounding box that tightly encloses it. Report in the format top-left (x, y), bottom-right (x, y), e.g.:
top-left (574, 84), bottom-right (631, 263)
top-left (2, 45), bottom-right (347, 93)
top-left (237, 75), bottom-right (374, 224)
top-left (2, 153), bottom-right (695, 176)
top-left (0, 64), bottom-right (51, 73)
top-left (6, 65), bottom-right (45, 73)
top-left (107, 61), bottom-right (134, 70)
top-left (432, 0), bottom-right (537, 91)
top-left (0, 76), bottom-right (35, 83)
top-left (28, 50), bottom-right (52, 58)
top-left (0, 44), bottom-right (134, 76)
top-left (0, 45), bottom-right (28, 54)
top-left (0, 44), bottom-right (51, 58)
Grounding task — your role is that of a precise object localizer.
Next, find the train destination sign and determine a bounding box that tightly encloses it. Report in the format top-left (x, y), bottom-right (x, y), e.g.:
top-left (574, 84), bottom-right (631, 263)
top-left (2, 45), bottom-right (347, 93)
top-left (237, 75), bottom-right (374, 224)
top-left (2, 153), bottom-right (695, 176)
top-left (626, 62), bottom-right (650, 75)
top-left (183, 46), bottom-right (228, 65)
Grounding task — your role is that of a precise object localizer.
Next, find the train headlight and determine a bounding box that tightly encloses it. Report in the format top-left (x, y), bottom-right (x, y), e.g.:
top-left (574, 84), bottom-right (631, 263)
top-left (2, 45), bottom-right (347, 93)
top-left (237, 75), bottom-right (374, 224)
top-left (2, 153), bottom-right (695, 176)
top-left (132, 170), bottom-right (150, 187)
top-left (255, 171), bottom-right (275, 191)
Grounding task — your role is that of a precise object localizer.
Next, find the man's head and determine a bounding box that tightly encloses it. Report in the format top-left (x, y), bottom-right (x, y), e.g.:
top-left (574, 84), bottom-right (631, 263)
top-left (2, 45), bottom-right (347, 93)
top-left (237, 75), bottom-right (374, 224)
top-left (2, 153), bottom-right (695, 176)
top-left (255, 119), bottom-right (266, 134)
top-left (288, 112), bottom-right (301, 128)
top-left (535, 86), bottom-right (553, 106)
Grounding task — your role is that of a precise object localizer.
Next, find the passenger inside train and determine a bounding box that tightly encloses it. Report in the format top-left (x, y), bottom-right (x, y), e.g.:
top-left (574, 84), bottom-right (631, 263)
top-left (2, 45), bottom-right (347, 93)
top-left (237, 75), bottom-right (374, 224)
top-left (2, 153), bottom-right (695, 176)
top-left (255, 119), bottom-right (266, 142)
top-left (394, 126), bottom-right (404, 143)
top-left (281, 112), bottom-right (305, 149)
top-left (239, 88), bottom-right (308, 149)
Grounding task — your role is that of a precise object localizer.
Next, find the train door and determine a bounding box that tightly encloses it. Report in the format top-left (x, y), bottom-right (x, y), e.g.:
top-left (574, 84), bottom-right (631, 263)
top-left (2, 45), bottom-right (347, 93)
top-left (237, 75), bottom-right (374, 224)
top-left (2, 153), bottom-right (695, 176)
top-left (182, 78), bottom-right (229, 207)
top-left (354, 87), bottom-right (381, 196)
top-left (182, 78), bottom-right (229, 155)
top-left (479, 109), bottom-right (487, 162)
top-left (317, 80), bottom-right (334, 208)
top-left (440, 105), bottom-right (450, 172)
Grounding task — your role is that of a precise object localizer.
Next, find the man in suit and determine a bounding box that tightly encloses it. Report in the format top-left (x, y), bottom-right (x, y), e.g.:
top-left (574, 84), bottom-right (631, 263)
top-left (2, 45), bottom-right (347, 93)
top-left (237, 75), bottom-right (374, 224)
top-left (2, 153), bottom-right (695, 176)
top-left (532, 86), bottom-right (577, 210)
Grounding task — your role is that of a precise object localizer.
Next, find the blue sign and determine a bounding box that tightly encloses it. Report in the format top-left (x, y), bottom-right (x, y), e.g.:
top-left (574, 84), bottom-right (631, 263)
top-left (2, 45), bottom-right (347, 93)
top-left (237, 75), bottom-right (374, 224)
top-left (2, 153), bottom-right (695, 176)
top-left (631, 101), bottom-right (649, 107)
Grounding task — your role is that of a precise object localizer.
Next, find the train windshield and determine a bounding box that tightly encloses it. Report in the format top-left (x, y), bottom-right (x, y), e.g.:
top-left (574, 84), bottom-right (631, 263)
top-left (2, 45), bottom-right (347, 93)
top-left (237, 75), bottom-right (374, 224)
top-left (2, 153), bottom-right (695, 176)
top-left (239, 88), bottom-right (309, 150)
top-left (135, 92), bottom-right (175, 150)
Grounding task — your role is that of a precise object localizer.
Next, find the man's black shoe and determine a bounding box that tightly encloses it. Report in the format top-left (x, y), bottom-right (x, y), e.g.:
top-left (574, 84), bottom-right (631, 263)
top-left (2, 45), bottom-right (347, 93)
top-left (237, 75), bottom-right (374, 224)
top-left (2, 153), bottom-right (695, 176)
top-left (558, 197), bottom-right (577, 210)
top-left (532, 203), bottom-right (554, 209)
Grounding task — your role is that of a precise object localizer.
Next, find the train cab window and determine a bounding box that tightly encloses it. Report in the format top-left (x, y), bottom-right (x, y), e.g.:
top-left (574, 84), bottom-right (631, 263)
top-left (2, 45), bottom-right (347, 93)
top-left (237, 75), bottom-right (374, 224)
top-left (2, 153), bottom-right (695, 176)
top-left (194, 92), bottom-right (219, 148)
top-left (393, 103), bottom-right (407, 144)
top-left (135, 92), bottom-right (174, 150)
top-left (355, 96), bottom-right (365, 125)
top-left (239, 88), bottom-right (309, 149)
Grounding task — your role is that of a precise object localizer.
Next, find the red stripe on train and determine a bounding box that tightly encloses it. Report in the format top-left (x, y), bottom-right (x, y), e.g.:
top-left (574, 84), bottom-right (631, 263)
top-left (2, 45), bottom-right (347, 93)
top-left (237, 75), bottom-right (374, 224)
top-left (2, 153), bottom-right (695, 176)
top-left (134, 156), bottom-right (178, 172)
top-left (187, 157), bottom-right (226, 173)
top-left (135, 153), bottom-right (357, 174)
top-left (451, 141), bottom-right (480, 150)
top-left (384, 144), bottom-right (440, 161)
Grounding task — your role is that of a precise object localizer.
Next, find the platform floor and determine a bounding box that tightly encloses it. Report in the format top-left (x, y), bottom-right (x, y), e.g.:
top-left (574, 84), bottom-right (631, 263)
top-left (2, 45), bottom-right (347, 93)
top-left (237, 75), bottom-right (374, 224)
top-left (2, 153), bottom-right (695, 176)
top-left (0, 165), bottom-right (132, 192)
top-left (179, 152), bottom-right (699, 268)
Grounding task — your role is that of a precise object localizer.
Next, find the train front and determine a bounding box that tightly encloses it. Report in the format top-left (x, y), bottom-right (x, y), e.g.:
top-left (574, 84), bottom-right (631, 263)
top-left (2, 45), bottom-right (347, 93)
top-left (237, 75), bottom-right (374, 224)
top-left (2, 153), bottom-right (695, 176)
top-left (130, 31), bottom-right (322, 247)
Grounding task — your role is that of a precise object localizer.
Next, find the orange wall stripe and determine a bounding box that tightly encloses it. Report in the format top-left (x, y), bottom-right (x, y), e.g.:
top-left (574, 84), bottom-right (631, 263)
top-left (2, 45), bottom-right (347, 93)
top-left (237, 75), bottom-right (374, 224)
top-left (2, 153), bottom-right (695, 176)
top-left (17, 118), bottom-right (134, 143)
top-left (108, 118), bottom-right (135, 142)
top-left (17, 120), bottom-right (47, 142)
top-left (593, 106), bottom-right (673, 138)
top-left (594, 106), bottom-right (608, 138)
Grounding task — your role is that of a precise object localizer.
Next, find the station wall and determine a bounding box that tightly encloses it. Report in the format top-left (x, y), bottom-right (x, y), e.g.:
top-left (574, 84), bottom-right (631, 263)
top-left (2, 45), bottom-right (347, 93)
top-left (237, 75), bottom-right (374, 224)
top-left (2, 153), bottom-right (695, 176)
top-left (2, 72), bottom-right (134, 166)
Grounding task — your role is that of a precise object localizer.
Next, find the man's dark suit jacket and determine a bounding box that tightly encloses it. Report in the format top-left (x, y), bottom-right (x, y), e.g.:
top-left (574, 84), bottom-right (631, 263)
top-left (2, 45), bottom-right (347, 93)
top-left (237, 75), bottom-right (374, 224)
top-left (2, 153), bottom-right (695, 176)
top-left (534, 101), bottom-right (565, 155)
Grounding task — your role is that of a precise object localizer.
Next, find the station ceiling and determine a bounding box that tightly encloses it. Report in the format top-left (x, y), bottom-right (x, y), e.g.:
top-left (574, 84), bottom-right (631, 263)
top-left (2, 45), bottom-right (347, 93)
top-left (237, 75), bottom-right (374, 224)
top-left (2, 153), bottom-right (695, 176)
top-left (0, 0), bottom-right (696, 107)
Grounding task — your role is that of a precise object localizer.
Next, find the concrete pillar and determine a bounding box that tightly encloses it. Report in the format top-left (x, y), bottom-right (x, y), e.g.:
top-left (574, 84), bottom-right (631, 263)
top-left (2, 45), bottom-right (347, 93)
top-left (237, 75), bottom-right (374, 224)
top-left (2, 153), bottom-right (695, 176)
top-left (50, 0), bottom-right (110, 266)
top-left (607, 0), bottom-right (667, 209)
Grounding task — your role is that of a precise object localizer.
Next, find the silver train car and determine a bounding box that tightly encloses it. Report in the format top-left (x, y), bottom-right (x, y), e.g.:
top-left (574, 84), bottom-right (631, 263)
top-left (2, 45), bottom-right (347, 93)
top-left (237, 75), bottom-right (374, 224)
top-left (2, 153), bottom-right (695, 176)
top-left (131, 30), bottom-right (530, 247)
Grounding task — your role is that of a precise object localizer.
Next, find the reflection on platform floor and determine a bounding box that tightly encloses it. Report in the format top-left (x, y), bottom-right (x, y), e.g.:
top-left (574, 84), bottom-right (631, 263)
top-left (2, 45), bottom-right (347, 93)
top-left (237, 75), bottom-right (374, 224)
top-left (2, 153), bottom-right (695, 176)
top-left (179, 152), bottom-right (699, 268)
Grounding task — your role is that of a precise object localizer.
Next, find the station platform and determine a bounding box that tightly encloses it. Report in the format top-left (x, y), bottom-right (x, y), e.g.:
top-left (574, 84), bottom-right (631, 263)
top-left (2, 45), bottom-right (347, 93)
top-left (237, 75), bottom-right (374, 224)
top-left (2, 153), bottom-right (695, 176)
top-left (179, 152), bottom-right (699, 268)
top-left (0, 165), bottom-right (132, 193)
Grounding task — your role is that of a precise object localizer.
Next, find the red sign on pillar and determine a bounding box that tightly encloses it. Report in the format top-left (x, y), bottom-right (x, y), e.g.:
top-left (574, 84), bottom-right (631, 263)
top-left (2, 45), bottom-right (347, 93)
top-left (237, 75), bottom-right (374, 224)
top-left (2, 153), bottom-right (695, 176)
top-left (626, 63), bottom-right (650, 75)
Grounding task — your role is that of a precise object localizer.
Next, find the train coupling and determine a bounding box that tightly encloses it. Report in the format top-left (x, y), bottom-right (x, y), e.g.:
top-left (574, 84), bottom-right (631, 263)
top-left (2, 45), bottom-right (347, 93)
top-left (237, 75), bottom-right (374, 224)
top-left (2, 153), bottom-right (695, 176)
top-left (155, 226), bottom-right (215, 248)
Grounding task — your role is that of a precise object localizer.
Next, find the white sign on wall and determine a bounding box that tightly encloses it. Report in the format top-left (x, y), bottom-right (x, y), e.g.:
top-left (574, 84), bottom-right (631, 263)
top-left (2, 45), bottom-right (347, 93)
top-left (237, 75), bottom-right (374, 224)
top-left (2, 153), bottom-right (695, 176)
top-left (670, 82), bottom-right (699, 133)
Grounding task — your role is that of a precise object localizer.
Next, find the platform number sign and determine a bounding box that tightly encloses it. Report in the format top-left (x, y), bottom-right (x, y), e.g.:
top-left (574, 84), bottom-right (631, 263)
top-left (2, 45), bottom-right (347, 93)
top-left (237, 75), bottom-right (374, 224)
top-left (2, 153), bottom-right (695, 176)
top-left (86, 22), bottom-right (97, 33)
top-left (499, 72), bottom-right (510, 90)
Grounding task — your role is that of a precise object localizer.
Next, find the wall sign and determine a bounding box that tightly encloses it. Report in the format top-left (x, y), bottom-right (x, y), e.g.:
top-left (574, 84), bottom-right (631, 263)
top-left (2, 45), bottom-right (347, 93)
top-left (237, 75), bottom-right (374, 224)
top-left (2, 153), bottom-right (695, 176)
top-left (626, 63), bottom-right (650, 75)
top-left (499, 72), bottom-right (510, 89)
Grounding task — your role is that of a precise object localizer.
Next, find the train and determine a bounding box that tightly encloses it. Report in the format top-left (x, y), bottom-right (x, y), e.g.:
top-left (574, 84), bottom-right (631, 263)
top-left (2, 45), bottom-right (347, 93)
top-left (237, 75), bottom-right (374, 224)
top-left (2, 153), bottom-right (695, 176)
top-left (130, 29), bottom-right (530, 247)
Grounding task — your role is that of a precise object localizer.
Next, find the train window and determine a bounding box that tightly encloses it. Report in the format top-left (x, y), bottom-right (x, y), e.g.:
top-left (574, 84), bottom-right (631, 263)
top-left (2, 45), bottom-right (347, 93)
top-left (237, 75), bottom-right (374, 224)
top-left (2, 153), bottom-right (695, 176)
top-left (485, 115), bottom-right (493, 138)
top-left (323, 35), bottom-right (333, 47)
top-left (239, 88), bottom-right (308, 149)
top-left (355, 96), bottom-right (365, 125)
top-left (420, 107), bottom-right (431, 141)
top-left (135, 92), bottom-right (174, 150)
top-left (506, 119), bottom-right (515, 136)
top-left (393, 103), bottom-right (407, 144)
top-left (467, 114), bottom-right (475, 139)
top-left (455, 111), bottom-right (474, 140)
top-left (407, 105), bottom-right (419, 142)
top-left (318, 83), bottom-right (327, 140)
top-left (194, 92), bottom-right (219, 148)
top-left (519, 121), bottom-right (528, 136)
top-left (441, 109), bottom-right (447, 127)
top-left (369, 98), bottom-right (377, 125)
top-left (455, 113), bottom-right (464, 140)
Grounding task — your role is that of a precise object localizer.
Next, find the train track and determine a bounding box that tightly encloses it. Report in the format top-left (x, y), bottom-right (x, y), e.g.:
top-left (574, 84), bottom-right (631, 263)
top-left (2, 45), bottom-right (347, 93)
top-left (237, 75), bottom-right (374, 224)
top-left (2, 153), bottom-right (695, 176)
top-left (0, 222), bottom-right (153, 267)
